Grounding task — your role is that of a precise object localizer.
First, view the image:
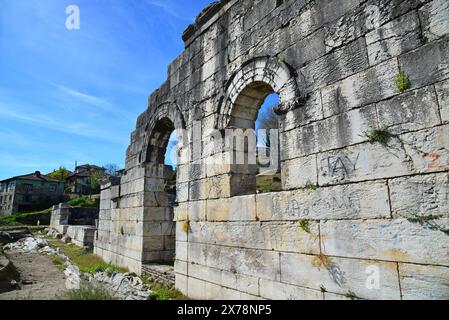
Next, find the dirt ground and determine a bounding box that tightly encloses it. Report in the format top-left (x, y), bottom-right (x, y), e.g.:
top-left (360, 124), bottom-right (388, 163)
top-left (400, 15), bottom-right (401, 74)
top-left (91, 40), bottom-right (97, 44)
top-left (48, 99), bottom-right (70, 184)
top-left (0, 252), bottom-right (67, 300)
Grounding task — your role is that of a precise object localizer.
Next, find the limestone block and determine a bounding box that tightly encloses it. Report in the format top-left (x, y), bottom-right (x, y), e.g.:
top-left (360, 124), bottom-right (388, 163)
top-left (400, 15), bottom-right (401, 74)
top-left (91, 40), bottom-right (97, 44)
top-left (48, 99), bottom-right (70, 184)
top-left (188, 221), bottom-right (320, 255)
top-left (256, 181), bottom-right (390, 221)
top-left (283, 29), bottom-right (326, 69)
top-left (282, 104), bottom-right (378, 160)
top-left (281, 155), bottom-right (318, 190)
top-left (137, 221), bottom-right (175, 237)
top-left (176, 182), bottom-right (189, 203)
top-left (324, 292), bottom-right (352, 300)
top-left (321, 59), bottom-right (398, 117)
top-left (280, 253), bottom-right (401, 300)
top-left (188, 200), bottom-right (207, 222)
top-left (377, 86), bottom-right (441, 134)
top-left (206, 154), bottom-right (232, 178)
top-left (206, 199), bottom-right (230, 221)
top-left (175, 222), bottom-right (188, 242)
top-left (401, 124), bottom-right (449, 174)
top-left (226, 196), bottom-right (256, 221)
top-left (164, 235), bottom-right (175, 250)
top-left (188, 263), bottom-right (259, 296)
top-left (317, 139), bottom-right (413, 186)
top-left (118, 194), bottom-right (139, 208)
top-left (208, 175), bottom-right (232, 199)
top-left (110, 185), bottom-right (120, 199)
top-left (435, 79), bottom-right (449, 123)
top-left (143, 206), bottom-right (173, 222)
top-left (280, 91), bottom-right (323, 132)
top-left (144, 178), bottom-right (165, 192)
top-left (320, 219), bottom-right (449, 265)
top-left (399, 37), bottom-right (449, 89)
top-left (389, 173), bottom-right (449, 219)
top-left (259, 279), bottom-right (323, 300)
top-left (301, 38), bottom-right (369, 91)
top-left (189, 179), bottom-right (209, 201)
top-left (318, 0), bottom-right (361, 25)
top-left (186, 277), bottom-right (206, 300)
top-left (143, 191), bottom-right (169, 207)
top-left (143, 236), bottom-right (165, 251)
top-left (366, 11), bottom-right (422, 66)
top-left (176, 241), bottom-right (188, 261)
top-left (174, 203), bottom-right (188, 222)
top-left (175, 273), bottom-right (188, 294)
top-left (419, 0), bottom-right (449, 42)
top-left (399, 263), bottom-right (449, 300)
top-left (188, 242), bottom-right (281, 281)
top-left (177, 164), bottom-right (190, 183)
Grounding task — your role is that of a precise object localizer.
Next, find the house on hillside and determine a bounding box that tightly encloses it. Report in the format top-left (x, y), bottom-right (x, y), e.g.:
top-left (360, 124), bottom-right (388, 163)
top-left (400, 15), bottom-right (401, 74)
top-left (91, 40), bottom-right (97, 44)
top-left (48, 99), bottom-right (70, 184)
top-left (66, 164), bottom-right (108, 196)
top-left (0, 171), bottom-right (65, 216)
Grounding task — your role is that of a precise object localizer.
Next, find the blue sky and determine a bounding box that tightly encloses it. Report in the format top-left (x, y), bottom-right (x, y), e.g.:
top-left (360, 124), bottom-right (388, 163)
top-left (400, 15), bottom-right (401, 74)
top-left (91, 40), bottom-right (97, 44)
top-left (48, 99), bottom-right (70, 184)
top-left (0, 0), bottom-right (277, 179)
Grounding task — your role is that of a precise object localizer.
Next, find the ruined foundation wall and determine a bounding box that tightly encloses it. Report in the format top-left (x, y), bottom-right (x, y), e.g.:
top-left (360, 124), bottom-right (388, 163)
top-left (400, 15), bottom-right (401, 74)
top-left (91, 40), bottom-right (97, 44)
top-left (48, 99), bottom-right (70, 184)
top-left (96, 0), bottom-right (449, 299)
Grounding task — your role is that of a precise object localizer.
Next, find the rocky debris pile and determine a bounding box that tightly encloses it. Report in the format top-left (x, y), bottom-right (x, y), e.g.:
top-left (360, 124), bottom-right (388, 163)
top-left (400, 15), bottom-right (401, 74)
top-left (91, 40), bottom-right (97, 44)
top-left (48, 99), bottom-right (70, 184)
top-left (44, 228), bottom-right (63, 239)
top-left (3, 235), bottom-right (78, 291)
top-left (3, 237), bottom-right (57, 255)
top-left (2, 235), bottom-right (153, 300)
top-left (0, 229), bottom-right (32, 245)
top-left (89, 272), bottom-right (153, 300)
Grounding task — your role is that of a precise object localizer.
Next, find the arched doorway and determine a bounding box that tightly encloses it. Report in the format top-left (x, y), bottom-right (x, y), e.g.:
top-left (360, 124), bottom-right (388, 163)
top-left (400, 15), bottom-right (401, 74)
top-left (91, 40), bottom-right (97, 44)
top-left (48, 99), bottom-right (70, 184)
top-left (141, 117), bottom-right (179, 266)
top-left (225, 82), bottom-right (282, 196)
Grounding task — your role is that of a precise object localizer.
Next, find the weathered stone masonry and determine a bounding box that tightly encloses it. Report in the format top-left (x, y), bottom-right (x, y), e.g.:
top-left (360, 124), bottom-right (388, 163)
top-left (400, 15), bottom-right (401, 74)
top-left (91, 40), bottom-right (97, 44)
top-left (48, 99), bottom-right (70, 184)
top-left (95, 0), bottom-right (449, 299)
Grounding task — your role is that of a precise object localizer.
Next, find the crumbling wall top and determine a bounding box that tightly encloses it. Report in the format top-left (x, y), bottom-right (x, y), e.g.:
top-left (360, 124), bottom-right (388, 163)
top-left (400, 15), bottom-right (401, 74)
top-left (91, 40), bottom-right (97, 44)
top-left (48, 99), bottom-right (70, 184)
top-left (182, 0), bottom-right (234, 46)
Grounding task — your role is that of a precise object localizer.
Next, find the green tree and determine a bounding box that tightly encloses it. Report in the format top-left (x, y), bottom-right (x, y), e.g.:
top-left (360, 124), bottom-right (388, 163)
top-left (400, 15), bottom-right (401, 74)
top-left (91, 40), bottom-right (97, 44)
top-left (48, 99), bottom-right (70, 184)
top-left (89, 171), bottom-right (105, 194)
top-left (48, 167), bottom-right (72, 181)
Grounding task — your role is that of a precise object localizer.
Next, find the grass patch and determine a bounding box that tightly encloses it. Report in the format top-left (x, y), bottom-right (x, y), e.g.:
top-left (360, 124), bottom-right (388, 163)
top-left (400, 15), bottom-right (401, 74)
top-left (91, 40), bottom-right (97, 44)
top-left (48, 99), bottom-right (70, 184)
top-left (299, 219), bottom-right (310, 233)
top-left (305, 184), bottom-right (318, 191)
top-left (394, 71), bottom-right (410, 92)
top-left (89, 263), bottom-right (123, 276)
top-left (256, 173), bottom-right (282, 194)
top-left (60, 283), bottom-right (116, 300)
top-left (0, 209), bottom-right (51, 226)
top-left (41, 235), bottom-right (127, 274)
top-left (50, 254), bottom-right (67, 271)
top-left (365, 128), bottom-right (393, 145)
top-left (141, 277), bottom-right (188, 300)
top-left (67, 196), bottom-right (99, 208)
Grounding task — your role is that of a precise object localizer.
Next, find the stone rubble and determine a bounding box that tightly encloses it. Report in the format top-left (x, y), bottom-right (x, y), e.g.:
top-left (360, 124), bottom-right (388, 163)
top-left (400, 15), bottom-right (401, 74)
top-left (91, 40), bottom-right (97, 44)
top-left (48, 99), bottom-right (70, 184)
top-left (2, 235), bottom-right (153, 300)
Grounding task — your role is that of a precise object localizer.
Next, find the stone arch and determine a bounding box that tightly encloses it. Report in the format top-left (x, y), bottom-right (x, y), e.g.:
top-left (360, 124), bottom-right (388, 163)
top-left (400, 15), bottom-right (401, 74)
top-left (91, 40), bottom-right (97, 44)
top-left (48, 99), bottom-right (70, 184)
top-left (142, 101), bottom-right (186, 164)
top-left (216, 56), bottom-right (303, 129)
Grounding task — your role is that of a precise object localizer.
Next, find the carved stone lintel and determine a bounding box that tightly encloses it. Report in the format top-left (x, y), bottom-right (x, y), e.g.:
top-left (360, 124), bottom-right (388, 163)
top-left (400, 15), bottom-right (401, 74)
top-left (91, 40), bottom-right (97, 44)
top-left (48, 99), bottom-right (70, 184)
top-left (274, 96), bottom-right (307, 115)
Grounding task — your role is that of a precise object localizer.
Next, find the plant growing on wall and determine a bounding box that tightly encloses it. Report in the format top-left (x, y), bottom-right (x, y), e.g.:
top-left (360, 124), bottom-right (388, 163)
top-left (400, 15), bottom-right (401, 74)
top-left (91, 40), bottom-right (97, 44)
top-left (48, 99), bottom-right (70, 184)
top-left (394, 71), bottom-right (410, 92)
top-left (299, 219), bottom-right (311, 233)
top-left (365, 128), bottom-right (393, 145)
top-left (406, 214), bottom-right (449, 235)
top-left (305, 184), bottom-right (318, 191)
top-left (345, 290), bottom-right (360, 300)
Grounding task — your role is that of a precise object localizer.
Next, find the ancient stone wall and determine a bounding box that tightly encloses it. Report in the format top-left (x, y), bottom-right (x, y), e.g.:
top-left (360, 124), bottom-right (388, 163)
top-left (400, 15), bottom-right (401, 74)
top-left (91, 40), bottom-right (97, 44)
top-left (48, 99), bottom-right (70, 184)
top-left (95, 0), bottom-right (449, 299)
